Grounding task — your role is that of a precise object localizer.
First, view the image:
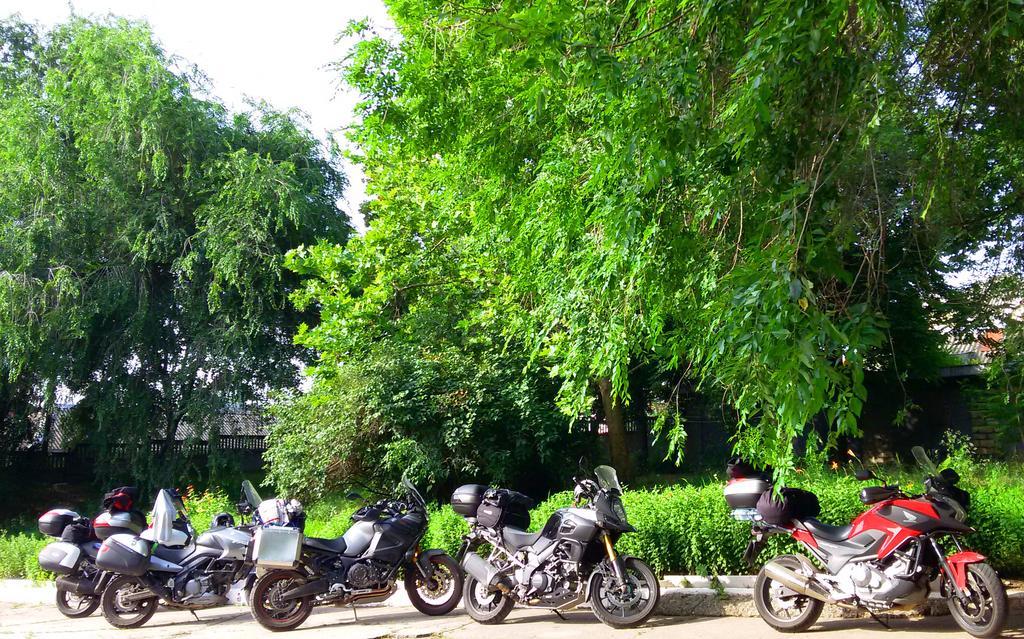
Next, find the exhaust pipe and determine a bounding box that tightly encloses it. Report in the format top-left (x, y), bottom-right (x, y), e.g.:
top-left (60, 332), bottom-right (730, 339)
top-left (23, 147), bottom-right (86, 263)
top-left (764, 561), bottom-right (834, 604)
top-left (462, 553), bottom-right (511, 593)
top-left (55, 575), bottom-right (97, 595)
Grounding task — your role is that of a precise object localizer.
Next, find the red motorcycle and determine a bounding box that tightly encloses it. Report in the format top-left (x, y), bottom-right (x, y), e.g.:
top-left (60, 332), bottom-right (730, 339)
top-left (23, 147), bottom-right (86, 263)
top-left (730, 447), bottom-right (1007, 638)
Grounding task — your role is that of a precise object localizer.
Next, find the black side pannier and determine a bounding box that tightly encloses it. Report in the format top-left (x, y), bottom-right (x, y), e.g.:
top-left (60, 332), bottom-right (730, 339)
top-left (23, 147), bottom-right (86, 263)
top-left (95, 535), bottom-right (151, 577)
top-left (726, 456), bottom-right (773, 481)
top-left (60, 518), bottom-right (94, 544)
top-left (756, 487), bottom-right (820, 525)
top-left (101, 486), bottom-right (140, 512)
top-left (451, 484), bottom-right (488, 518)
top-left (38, 542), bottom-right (83, 575)
top-left (477, 488), bottom-right (534, 530)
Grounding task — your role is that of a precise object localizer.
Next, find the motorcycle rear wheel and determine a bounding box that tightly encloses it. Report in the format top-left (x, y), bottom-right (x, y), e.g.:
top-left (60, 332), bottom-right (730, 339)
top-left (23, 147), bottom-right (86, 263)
top-left (462, 574), bottom-right (514, 624)
top-left (947, 562), bottom-right (1007, 639)
top-left (100, 575), bottom-right (158, 628)
top-left (55, 586), bottom-right (100, 618)
top-left (753, 555), bottom-right (823, 633)
top-left (249, 569), bottom-right (315, 632)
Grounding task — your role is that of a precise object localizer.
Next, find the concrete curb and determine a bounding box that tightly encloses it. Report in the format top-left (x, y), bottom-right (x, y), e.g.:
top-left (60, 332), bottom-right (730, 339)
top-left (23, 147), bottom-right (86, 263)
top-left (5, 577), bottom-right (1022, 619)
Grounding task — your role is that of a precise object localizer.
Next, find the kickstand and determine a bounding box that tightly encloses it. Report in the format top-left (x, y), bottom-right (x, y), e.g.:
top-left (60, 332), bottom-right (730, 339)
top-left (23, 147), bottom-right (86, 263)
top-left (351, 604), bottom-right (359, 622)
top-left (552, 609), bottom-right (567, 621)
top-left (865, 608), bottom-right (891, 630)
top-left (190, 611), bottom-right (200, 622)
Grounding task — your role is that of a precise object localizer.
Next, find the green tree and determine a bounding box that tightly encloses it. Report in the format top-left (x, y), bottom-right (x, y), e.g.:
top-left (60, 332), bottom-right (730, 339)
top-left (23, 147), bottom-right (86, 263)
top-left (337, 0), bottom-right (1023, 476)
top-left (0, 16), bottom-right (350, 486)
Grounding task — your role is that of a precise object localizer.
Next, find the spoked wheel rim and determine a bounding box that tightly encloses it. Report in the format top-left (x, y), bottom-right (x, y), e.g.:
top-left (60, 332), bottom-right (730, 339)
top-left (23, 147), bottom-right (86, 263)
top-left (761, 574), bottom-right (815, 622)
top-left (256, 575), bottom-right (307, 622)
top-left (593, 565), bottom-right (654, 620)
top-left (415, 563), bottom-right (456, 605)
top-left (109, 579), bottom-right (157, 622)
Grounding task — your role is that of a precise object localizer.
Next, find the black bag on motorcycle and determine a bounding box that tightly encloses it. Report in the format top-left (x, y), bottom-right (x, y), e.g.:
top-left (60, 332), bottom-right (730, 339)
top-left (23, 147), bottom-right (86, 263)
top-left (756, 487), bottom-right (820, 525)
top-left (101, 486), bottom-right (140, 512)
top-left (476, 488), bottom-right (534, 529)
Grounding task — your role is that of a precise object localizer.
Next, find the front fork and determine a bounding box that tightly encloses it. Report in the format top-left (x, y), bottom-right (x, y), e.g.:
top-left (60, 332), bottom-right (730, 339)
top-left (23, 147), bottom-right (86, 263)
top-left (602, 531), bottom-right (628, 588)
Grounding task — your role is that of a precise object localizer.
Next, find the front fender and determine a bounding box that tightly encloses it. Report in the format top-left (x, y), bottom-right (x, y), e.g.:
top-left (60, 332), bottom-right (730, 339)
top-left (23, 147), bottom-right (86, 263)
top-left (584, 555), bottom-right (636, 602)
top-left (414, 549), bottom-right (449, 580)
top-left (946, 551), bottom-right (986, 590)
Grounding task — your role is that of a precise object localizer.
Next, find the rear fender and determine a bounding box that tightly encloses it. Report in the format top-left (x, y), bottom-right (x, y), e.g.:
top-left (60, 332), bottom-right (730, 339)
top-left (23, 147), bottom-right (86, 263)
top-left (945, 551), bottom-right (986, 590)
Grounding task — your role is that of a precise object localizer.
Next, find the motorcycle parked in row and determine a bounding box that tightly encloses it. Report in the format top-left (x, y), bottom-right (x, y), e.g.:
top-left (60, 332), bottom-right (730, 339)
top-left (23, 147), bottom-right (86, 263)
top-left (247, 476), bottom-right (462, 631)
top-left (95, 485), bottom-right (259, 628)
top-left (729, 446), bottom-right (1007, 638)
top-left (36, 486), bottom-right (147, 618)
top-left (452, 465), bottom-right (660, 627)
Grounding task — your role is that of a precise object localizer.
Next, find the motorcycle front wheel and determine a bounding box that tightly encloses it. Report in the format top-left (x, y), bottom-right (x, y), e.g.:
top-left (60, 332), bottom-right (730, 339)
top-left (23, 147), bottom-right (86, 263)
top-left (404, 553), bottom-right (463, 615)
top-left (947, 562), bottom-right (1007, 639)
top-left (588, 557), bottom-right (660, 628)
top-left (100, 575), bottom-right (158, 628)
top-left (249, 569), bottom-right (314, 632)
top-left (462, 574), bottom-right (514, 624)
top-left (55, 586), bottom-right (100, 618)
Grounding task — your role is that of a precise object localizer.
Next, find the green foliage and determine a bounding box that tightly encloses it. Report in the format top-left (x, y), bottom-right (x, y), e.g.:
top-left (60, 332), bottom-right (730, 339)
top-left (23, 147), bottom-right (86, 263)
top-left (0, 533), bottom-right (49, 581)
top-left (180, 487), bottom-right (236, 534)
top-left (332, 0), bottom-right (1024, 473)
top-left (0, 16), bottom-right (349, 486)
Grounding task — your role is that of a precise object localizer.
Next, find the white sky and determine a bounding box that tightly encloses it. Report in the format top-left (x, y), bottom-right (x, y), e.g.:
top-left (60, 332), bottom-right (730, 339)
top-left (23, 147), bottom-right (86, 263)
top-left (0, 0), bottom-right (395, 231)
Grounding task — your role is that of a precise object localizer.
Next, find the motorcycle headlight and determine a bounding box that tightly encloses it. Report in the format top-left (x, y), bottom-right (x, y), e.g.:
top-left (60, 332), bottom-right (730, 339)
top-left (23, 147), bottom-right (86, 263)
top-left (611, 499), bottom-right (628, 524)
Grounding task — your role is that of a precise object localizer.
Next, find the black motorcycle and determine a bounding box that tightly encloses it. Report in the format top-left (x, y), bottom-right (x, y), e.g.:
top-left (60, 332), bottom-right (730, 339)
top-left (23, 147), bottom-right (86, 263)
top-left (248, 476), bottom-right (463, 631)
top-left (452, 465), bottom-right (660, 627)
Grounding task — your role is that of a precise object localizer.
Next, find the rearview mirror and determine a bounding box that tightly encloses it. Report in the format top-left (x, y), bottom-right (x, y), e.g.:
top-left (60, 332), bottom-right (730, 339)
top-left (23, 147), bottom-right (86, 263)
top-left (854, 469), bottom-right (876, 482)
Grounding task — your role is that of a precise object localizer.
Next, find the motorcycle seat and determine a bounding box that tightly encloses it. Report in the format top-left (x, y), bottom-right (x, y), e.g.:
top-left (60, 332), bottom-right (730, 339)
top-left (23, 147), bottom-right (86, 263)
top-left (304, 535), bottom-right (348, 554)
top-left (801, 518), bottom-right (853, 542)
top-left (501, 527), bottom-right (541, 550)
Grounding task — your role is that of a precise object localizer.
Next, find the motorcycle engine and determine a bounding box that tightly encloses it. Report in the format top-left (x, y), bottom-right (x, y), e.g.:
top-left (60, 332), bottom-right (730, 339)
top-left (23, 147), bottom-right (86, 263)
top-left (835, 555), bottom-right (925, 606)
top-left (347, 560), bottom-right (387, 589)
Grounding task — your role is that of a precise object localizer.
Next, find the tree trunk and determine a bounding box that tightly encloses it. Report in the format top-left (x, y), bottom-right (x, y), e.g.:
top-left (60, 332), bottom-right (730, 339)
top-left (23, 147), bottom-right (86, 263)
top-left (597, 378), bottom-right (633, 480)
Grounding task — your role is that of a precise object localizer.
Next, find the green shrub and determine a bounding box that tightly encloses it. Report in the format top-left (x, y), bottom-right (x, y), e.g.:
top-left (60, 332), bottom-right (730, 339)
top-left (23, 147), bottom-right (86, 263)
top-left (0, 533), bottom-right (50, 581)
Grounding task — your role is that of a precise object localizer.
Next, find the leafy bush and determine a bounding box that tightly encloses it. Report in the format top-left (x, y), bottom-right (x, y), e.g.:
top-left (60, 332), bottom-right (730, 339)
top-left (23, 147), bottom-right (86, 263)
top-left (0, 533), bottom-right (49, 581)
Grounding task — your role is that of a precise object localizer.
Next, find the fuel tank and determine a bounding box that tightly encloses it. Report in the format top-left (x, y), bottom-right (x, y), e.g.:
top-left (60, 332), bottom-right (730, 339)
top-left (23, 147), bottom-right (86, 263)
top-left (342, 521), bottom-right (376, 557)
top-left (196, 526), bottom-right (252, 560)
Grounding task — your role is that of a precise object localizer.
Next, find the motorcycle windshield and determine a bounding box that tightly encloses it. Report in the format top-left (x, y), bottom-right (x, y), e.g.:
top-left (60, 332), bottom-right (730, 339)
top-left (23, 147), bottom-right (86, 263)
top-left (594, 465), bottom-right (622, 493)
top-left (402, 475), bottom-right (426, 509)
top-left (912, 445), bottom-right (938, 475)
top-left (241, 480), bottom-right (262, 510)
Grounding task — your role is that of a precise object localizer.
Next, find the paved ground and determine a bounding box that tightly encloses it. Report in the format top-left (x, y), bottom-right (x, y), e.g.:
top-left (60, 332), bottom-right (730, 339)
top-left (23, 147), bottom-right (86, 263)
top-left (2, 603), bottom-right (1023, 639)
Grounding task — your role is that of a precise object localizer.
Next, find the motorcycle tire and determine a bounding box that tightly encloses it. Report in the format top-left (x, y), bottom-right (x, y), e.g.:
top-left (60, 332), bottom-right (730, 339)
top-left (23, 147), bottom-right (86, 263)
top-left (404, 554), bottom-right (463, 616)
top-left (753, 555), bottom-right (823, 632)
top-left (55, 586), bottom-right (100, 618)
top-left (100, 574), bottom-right (159, 628)
top-left (462, 573), bottom-right (514, 624)
top-left (947, 561), bottom-right (1007, 639)
top-left (249, 569), bottom-right (314, 632)
top-left (588, 557), bottom-right (660, 628)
